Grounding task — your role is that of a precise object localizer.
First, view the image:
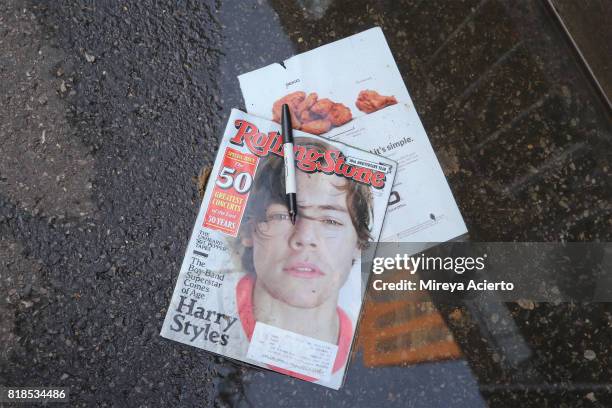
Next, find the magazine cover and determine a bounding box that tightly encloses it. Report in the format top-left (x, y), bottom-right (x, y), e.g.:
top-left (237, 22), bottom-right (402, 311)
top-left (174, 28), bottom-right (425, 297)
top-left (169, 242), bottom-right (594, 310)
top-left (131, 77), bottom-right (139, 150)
top-left (238, 27), bottom-right (467, 243)
top-left (160, 109), bottom-right (397, 389)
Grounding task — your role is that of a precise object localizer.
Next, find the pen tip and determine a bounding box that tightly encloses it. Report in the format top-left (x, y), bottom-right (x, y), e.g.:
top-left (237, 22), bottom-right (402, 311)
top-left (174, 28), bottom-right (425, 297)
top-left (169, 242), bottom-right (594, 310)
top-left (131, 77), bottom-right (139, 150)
top-left (282, 104), bottom-right (291, 127)
top-left (290, 213), bottom-right (297, 225)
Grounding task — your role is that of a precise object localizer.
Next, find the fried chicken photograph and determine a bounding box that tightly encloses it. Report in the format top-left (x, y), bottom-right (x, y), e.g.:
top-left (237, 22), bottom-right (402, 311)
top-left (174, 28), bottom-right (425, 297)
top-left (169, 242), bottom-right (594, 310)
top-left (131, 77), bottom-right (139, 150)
top-left (300, 109), bottom-right (316, 123)
top-left (355, 90), bottom-right (398, 113)
top-left (301, 119), bottom-right (332, 135)
top-left (271, 92), bottom-right (353, 135)
top-left (272, 91), bottom-right (306, 124)
top-left (297, 92), bottom-right (318, 113)
top-left (327, 103), bottom-right (352, 126)
top-left (310, 98), bottom-right (334, 117)
top-left (271, 89), bottom-right (397, 133)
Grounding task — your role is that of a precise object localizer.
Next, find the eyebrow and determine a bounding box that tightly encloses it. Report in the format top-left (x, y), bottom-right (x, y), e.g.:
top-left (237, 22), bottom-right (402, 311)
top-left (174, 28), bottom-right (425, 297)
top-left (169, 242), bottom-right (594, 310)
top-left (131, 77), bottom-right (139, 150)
top-left (297, 204), bottom-right (348, 213)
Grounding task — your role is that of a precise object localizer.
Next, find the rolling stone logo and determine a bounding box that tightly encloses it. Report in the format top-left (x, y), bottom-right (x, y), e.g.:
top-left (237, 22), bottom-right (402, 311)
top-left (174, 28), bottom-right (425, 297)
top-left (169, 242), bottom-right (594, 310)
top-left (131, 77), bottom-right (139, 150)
top-left (205, 119), bottom-right (390, 237)
top-left (230, 119), bottom-right (387, 189)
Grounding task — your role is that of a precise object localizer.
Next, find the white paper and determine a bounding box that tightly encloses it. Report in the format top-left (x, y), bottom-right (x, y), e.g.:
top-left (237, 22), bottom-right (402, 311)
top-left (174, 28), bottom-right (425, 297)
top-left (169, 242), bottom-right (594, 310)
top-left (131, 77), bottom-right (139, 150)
top-left (247, 322), bottom-right (339, 380)
top-left (238, 27), bottom-right (411, 123)
top-left (238, 27), bottom-right (467, 243)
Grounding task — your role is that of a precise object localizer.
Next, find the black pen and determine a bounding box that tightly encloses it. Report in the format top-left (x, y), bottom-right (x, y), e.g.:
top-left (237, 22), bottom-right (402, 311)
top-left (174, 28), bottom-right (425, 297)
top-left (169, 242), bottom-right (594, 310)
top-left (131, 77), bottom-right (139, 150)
top-left (281, 104), bottom-right (298, 225)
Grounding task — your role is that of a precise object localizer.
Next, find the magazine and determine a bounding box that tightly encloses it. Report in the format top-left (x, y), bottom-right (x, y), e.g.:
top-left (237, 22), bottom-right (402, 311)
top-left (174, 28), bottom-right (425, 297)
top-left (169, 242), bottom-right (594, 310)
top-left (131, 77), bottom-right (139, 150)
top-left (238, 27), bottom-right (467, 243)
top-left (160, 109), bottom-right (397, 389)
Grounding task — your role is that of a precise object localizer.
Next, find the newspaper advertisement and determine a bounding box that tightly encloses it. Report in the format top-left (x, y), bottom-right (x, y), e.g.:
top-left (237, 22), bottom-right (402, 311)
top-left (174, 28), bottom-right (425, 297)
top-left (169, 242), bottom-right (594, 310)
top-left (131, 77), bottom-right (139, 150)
top-left (160, 109), bottom-right (397, 389)
top-left (238, 27), bottom-right (467, 243)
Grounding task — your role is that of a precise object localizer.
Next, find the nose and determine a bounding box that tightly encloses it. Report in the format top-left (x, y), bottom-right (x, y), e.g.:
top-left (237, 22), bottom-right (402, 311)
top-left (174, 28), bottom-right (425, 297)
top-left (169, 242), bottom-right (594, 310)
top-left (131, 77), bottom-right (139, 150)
top-left (288, 216), bottom-right (320, 250)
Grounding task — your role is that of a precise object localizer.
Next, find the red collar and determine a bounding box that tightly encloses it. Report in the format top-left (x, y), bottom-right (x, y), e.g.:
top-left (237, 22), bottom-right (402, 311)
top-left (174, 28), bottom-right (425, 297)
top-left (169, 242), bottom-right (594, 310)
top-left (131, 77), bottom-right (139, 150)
top-left (236, 274), bottom-right (352, 382)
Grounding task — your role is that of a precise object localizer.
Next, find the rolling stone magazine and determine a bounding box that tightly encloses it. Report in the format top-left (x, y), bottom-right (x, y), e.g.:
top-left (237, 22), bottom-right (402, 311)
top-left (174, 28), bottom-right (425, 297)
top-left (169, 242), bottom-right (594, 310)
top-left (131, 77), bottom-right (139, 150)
top-left (161, 27), bottom-right (467, 389)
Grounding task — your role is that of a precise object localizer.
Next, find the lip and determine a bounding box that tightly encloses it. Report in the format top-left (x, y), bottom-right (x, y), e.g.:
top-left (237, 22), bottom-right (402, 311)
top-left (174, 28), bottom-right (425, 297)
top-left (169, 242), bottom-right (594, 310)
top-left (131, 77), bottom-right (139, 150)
top-left (283, 262), bottom-right (325, 279)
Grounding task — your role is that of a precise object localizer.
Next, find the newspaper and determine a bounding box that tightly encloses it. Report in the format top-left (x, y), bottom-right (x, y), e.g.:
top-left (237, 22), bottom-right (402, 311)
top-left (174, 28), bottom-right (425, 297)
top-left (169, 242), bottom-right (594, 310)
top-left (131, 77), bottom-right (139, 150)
top-left (161, 109), bottom-right (397, 389)
top-left (238, 27), bottom-right (467, 243)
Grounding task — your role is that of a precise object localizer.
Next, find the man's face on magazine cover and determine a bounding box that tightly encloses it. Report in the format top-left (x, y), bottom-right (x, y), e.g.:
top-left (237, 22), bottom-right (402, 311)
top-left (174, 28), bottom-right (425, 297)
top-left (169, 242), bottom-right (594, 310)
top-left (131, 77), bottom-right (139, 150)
top-left (243, 171), bottom-right (360, 308)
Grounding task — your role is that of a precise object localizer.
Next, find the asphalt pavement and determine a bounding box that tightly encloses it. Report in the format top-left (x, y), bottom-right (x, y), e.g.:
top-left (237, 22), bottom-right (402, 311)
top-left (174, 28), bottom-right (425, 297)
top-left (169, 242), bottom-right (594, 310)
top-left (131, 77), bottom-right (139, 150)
top-left (1, 0), bottom-right (233, 406)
